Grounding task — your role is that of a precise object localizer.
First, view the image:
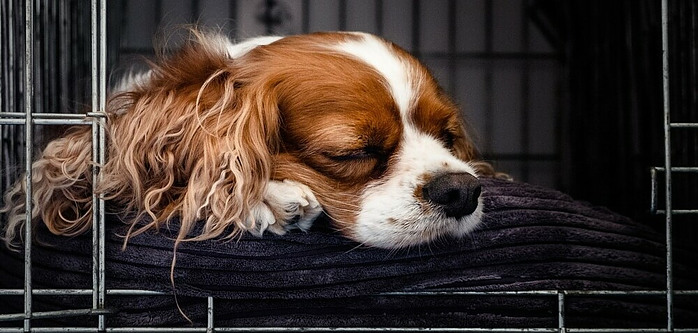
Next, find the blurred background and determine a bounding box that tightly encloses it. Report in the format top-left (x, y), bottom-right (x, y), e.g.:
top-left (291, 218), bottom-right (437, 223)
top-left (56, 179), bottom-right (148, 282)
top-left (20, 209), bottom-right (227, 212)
top-left (1, 0), bottom-right (696, 244)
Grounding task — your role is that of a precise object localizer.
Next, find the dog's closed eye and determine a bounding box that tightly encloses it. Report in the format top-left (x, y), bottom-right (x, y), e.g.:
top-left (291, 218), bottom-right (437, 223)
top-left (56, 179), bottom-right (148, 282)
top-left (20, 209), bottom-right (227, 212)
top-left (325, 145), bottom-right (385, 161)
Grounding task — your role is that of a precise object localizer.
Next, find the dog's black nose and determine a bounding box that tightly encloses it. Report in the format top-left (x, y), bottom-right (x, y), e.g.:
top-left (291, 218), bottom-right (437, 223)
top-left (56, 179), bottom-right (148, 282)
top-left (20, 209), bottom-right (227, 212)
top-left (422, 172), bottom-right (481, 218)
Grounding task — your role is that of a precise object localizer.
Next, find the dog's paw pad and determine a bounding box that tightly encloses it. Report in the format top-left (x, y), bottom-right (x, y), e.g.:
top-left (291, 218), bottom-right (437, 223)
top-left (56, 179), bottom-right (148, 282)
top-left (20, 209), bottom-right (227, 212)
top-left (247, 201), bottom-right (276, 237)
top-left (262, 179), bottom-right (322, 234)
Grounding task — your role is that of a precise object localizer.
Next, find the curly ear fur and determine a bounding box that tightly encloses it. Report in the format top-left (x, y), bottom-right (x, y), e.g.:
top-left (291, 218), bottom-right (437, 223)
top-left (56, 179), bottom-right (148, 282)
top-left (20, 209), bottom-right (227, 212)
top-left (1, 127), bottom-right (94, 247)
top-left (2, 30), bottom-right (281, 248)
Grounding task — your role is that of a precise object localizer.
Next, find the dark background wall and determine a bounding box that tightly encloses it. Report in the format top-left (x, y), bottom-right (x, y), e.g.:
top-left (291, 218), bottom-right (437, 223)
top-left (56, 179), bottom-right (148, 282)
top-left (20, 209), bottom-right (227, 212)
top-left (552, 0), bottom-right (697, 244)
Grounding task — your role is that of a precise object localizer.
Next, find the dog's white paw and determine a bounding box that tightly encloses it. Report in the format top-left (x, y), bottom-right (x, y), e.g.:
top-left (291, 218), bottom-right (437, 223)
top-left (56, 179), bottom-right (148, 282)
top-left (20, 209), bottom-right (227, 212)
top-left (248, 179), bottom-right (322, 236)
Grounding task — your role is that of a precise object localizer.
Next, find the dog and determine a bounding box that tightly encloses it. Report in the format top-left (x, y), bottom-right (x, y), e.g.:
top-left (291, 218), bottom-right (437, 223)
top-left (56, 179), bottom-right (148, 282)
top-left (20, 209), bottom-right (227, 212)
top-left (2, 30), bottom-right (496, 250)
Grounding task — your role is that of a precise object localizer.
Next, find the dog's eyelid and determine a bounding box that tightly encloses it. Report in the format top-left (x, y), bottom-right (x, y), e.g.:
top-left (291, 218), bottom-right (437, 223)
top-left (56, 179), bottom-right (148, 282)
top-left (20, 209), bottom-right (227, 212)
top-left (325, 145), bottom-right (383, 161)
top-left (364, 144), bottom-right (384, 155)
top-left (327, 152), bottom-right (368, 161)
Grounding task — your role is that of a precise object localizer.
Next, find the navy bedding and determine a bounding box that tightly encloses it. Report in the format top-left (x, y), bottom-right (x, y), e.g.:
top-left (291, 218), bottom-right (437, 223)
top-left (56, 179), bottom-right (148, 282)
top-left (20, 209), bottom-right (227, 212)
top-left (1, 178), bottom-right (697, 328)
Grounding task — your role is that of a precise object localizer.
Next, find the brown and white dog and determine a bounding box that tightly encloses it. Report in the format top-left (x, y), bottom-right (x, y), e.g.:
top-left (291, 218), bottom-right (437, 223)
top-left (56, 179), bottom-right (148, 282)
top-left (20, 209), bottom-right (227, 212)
top-left (2, 30), bottom-right (495, 250)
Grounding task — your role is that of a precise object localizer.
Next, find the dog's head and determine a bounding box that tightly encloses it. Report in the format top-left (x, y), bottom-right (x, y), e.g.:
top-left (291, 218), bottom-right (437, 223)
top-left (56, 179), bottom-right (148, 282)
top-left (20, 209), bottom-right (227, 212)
top-left (105, 31), bottom-right (492, 248)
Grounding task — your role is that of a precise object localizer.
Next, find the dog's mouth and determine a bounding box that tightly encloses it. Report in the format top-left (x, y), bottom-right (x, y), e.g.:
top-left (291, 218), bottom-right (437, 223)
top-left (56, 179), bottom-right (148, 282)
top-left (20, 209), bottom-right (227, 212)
top-left (346, 190), bottom-right (484, 249)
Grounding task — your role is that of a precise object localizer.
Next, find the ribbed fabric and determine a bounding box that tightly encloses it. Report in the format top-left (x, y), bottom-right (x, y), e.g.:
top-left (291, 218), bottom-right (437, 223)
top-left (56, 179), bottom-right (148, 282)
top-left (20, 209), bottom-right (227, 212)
top-left (1, 178), bottom-right (696, 328)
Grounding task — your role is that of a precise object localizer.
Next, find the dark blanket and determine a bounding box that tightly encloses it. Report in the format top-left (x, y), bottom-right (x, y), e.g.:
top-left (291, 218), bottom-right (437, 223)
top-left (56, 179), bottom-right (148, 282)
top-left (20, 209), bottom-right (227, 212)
top-left (1, 178), bottom-right (697, 329)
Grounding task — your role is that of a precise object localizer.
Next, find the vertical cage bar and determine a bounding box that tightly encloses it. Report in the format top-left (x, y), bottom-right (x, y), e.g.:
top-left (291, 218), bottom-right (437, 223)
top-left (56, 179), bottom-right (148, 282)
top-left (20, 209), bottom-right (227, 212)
top-left (44, 1), bottom-right (55, 116)
top-left (23, 0), bottom-right (35, 331)
top-left (2, 0), bottom-right (6, 189)
top-left (36, 1), bottom-right (42, 115)
top-left (59, 0), bottom-right (67, 116)
top-left (98, 0), bottom-right (107, 330)
top-left (661, 0), bottom-right (674, 330)
top-left (688, 1), bottom-right (698, 121)
top-left (557, 292), bottom-right (566, 333)
top-left (10, 0), bottom-right (16, 184)
top-left (90, 1), bottom-right (102, 331)
top-left (206, 297), bottom-right (214, 333)
top-left (5, 0), bottom-right (17, 189)
top-left (651, 167), bottom-right (658, 213)
top-left (0, 0), bottom-right (5, 194)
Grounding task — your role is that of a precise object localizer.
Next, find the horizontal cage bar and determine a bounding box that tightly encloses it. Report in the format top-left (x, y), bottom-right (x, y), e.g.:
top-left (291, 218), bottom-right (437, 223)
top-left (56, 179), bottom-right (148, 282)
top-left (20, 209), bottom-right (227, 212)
top-left (2, 289), bottom-right (697, 297)
top-left (669, 123), bottom-right (698, 128)
top-left (0, 327), bottom-right (696, 333)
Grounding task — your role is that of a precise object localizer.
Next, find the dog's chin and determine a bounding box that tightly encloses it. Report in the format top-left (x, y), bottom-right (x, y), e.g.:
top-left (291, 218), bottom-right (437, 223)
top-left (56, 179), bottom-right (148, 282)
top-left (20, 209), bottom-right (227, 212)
top-left (347, 198), bottom-right (484, 249)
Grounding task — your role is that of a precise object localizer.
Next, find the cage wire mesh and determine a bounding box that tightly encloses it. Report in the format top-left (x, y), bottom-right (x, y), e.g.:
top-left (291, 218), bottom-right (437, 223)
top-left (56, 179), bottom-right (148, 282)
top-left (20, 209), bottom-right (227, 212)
top-left (0, 0), bottom-right (697, 331)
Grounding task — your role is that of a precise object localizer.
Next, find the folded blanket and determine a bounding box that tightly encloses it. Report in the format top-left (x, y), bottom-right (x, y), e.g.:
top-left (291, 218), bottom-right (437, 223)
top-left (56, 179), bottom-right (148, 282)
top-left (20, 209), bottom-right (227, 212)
top-left (1, 178), bottom-right (697, 329)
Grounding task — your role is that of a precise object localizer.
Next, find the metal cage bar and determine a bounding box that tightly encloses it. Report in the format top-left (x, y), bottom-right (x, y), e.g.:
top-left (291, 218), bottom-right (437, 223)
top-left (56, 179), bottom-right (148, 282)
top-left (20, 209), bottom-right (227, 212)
top-left (2, 288), bottom-right (698, 331)
top-left (89, 0), bottom-right (107, 330)
top-left (22, 0), bottom-right (34, 331)
top-left (660, 0), bottom-right (674, 329)
top-left (652, 0), bottom-right (698, 330)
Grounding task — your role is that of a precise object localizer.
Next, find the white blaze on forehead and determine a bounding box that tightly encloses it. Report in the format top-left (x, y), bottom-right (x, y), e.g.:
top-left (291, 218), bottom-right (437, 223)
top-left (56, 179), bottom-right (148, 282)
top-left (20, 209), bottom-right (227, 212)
top-left (225, 36), bottom-right (284, 59)
top-left (332, 33), bottom-right (418, 115)
top-left (114, 36), bottom-right (283, 93)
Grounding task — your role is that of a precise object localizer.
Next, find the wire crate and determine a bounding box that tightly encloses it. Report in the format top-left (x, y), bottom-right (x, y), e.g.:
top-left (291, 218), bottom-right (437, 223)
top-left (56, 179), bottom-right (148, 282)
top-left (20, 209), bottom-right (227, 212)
top-left (1, 0), bottom-right (697, 331)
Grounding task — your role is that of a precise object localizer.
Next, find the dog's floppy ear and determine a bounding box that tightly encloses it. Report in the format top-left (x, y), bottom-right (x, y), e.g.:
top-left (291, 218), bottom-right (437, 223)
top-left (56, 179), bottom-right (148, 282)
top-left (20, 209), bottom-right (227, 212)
top-left (0, 30), bottom-right (283, 249)
top-left (99, 31), bottom-right (282, 244)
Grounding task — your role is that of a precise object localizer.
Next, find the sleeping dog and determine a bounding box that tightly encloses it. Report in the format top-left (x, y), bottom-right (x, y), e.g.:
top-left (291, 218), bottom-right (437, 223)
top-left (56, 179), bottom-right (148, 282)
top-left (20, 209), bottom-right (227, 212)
top-left (2, 30), bottom-right (496, 250)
